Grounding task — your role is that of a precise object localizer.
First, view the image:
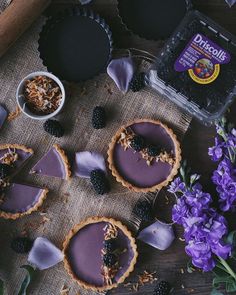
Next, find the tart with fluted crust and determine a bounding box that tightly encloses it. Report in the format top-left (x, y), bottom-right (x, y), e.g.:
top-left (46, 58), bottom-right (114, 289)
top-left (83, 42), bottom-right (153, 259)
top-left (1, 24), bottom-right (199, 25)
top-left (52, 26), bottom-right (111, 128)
top-left (0, 183), bottom-right (48, 220)
top-left (30, 144), bottom-right (71, 180)
top-left (0, 144), bottom-right (33, 175)
top-left (63, 216), bottom-right (138, 292)
top-left (107, 119), bottom-right (181, 192)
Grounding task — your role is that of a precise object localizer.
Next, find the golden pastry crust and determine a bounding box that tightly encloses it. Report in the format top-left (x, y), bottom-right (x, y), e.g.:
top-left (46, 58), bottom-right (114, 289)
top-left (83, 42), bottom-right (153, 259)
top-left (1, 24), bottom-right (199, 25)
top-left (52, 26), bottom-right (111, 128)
top-left (53, 144), bottom-right (71, 180)
top-left (0, 144), bottom-right (34, 155)
top-left (107, 119), bottom-right (181, 192)
top-left (0, 188), bottom-right (49, 220)
top-left (63, 216), bottom-right (138, 292)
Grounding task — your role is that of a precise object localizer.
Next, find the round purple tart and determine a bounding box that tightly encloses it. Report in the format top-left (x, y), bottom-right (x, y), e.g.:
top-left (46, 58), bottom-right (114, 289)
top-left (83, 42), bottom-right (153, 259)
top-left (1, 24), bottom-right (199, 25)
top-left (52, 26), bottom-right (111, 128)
top-left (0, 183), bottom-right (48, 220)
top-left (108, 119), bottom-right (181, 192)
top-left (63, 217), bottom-right (138, 292)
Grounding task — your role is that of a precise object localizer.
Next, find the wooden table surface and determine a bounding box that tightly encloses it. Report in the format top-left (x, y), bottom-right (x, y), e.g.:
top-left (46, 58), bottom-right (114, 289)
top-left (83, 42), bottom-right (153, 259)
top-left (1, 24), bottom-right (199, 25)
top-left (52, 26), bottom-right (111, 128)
top-left (47, 1), bottom-right (236, 294)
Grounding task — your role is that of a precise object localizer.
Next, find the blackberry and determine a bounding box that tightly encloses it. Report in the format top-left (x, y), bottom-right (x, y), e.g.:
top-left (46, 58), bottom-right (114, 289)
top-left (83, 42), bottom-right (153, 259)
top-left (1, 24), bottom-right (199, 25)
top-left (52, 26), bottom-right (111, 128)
top-left (103, 253), bottom-right (117, 267)
top-left (0, 163), bottom-right (12, 179)
top-left (103, 239), bottom-right (117, 252)
top-left (153, 281), bottom-right (171, 295)
top-left (92, 106), bottom-right (106, 129)
top-left (147, 145), bottom-right (161, 157)
top-left (129, 72), bottom-right (146, 92)
top-left (11, 237), bottom-right (34, 254)
top-left (43, 120), bottom-right (64, 138)
top-left (90, 169), bottom-right (110, 195)
top-left (130, 135), bottom-right (146, 152)
top-left (134, 200), bottom-right (153, 222)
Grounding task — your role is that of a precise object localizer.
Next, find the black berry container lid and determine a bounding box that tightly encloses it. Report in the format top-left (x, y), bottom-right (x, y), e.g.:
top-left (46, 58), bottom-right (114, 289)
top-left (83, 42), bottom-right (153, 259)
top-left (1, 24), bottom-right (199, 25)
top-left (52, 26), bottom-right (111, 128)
top-left (117, 0), bottom-right (192, 41)
top-left (147, 10), bottom-right (236, 125)
top-left (38, 6), bottom-right (113, 82)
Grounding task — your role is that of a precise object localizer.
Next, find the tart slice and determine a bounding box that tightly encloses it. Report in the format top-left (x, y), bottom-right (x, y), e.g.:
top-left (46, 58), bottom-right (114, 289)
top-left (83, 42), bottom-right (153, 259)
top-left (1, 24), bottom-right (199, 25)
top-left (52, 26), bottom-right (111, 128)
top-left (30, 144), bottom-right (71, 180)
top-left (0, 144), bottom-right (33, 176)
top-left (63, 217), bottom-right (138, 292)
top-left (0, 182), bottom-right (48, 220)
top-left (108, 119), bottom-right (181, 192)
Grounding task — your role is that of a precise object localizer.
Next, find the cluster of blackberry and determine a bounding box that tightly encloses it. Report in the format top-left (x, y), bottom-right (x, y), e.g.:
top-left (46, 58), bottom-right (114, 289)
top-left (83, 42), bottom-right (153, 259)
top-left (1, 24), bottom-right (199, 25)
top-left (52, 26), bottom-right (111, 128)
top-left (90, 169), bottom-right (110, 195)
top-left (0, 163), bottom-right (12, 179)
top-left (156, 17), bottom-right (236, 113)
top-left (102, 237), bottom-right (118, 268)
top-left (130, 135), bottom-right (161, 157)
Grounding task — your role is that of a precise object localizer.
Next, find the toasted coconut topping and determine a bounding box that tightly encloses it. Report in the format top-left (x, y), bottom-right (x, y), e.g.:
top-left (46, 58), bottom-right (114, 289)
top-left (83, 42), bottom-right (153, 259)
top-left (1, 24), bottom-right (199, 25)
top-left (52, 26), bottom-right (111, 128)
top-left (117, 128), bottom-right (175, 166)
top-left (23, 75), bottom-right (62, 115)
top-left (0, 148), bottom-right (18, 166)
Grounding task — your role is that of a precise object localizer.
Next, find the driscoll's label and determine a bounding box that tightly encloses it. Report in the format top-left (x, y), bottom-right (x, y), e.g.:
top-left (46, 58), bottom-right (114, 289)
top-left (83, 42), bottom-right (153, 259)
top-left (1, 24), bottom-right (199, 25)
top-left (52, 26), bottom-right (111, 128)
top-left (174, 33), bottom-right (231, 84)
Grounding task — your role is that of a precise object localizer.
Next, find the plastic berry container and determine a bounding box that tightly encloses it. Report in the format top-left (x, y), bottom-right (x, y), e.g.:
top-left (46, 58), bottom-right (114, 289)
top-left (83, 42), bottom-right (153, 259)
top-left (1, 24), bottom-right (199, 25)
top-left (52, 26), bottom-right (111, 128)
top-left (147, 10), bottom-right (236, 125)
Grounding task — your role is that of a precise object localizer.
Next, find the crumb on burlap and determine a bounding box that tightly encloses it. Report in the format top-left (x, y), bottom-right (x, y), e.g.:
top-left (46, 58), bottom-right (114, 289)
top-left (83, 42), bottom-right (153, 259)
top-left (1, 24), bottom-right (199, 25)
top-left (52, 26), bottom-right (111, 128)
top-left (7, 106), bottom-right (21, 121)
top-left (60, 284), bottom-right (70, 295)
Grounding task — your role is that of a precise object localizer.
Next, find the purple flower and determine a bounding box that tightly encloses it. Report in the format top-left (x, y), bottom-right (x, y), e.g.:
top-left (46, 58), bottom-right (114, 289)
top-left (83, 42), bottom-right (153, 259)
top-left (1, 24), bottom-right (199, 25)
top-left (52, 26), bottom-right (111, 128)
top-left (168, 177), bottom-right (186, 194)
top-left (169, 174), bottom-right (231, 272)
top-left (208, 138), bottom-right (224, 162)
top-left (185, 241), bottom-right (216, 272)
top-left (212, 159), bottom-right (236, 211)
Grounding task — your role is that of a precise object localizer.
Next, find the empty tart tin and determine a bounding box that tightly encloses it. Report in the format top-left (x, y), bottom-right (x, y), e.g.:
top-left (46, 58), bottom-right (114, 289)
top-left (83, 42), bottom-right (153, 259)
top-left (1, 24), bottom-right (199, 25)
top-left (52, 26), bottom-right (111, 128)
top-left (117, 0), bottom-right (192, 41)
top-left (38, 7), bottom-right (113, 82)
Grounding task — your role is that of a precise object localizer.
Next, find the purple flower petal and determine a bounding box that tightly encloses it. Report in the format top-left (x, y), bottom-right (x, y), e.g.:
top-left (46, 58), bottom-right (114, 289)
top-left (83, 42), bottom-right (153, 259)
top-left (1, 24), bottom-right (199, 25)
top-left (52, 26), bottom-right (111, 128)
top-left (137, 220), bottom-right (175, 250)
top-left (225, 0), bottom-right (236, 7)
top-left (73, 151), bottom-right (106, 178)
top-left (0, 105), bottom-right (7, 129)
top-left (28, 237), bottom-right (64, 270)
top-left (107, 57), bottom-right (135, 93)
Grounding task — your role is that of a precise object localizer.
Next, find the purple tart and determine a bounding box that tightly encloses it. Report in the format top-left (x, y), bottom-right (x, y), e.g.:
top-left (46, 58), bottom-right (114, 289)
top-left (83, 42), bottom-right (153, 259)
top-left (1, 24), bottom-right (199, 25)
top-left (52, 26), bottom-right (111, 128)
top-left (0, 144), bottom-right (33, 175)
top-left (108, 119), bottom-right (181, 192)
top-left (30, 144), bottom-right (71, 180)
top-left (0, 182), bottom-right (48, 220)
top-left (63, 217), bottom-right (138, 292)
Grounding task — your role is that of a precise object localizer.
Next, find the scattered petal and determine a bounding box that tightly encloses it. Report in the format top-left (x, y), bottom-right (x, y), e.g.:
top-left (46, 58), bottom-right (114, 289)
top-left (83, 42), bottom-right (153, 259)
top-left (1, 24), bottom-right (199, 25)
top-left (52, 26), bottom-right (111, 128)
top-left (0, 105), bottom-right (7, 129)
top-left (107, 57), bottom-right (135, 93)
top-left (73, 151), bottom-right (106, 178)
top-left (137, 220), bottom-right (175, 250)
top-left (28, 237), bottom-right (64, 270)
top-left (225, 0), bottom-right (236, 7)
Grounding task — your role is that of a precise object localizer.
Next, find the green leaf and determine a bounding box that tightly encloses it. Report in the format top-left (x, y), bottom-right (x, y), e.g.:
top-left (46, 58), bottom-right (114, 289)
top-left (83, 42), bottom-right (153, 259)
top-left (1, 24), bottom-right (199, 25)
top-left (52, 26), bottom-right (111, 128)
top-left (213, 275), bottom-right (231, 289)
top-left (226, 231), bottom-right (236, 245)
top-left (211, 289), bottom-right (224, 295)
top-left (18, 265), bottom-right (36, 295)
top-left (0, 279), bottom-right (4, 295)
top-left (226, 279), bottom-right (236, 293)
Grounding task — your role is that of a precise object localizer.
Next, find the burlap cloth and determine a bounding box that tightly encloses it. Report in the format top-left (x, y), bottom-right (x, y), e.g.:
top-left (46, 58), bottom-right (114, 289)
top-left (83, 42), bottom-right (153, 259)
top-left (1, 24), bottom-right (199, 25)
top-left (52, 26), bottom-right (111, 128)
top-left (0, 6), bottom-right (191, 295)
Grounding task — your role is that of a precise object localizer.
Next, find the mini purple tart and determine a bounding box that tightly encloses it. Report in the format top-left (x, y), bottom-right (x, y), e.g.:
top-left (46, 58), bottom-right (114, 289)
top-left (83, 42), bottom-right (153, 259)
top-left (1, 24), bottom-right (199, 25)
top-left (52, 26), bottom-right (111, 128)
top-left (0, 144), bottom-right (33, 175)
top-left (108, 119), bottom-right (181, 192)
top-left (63, 217), bottom-right (138, 292)
top-left (30, 144), bottom-right (71, 180)
top-left (0, 182), bottom-right (48, 220)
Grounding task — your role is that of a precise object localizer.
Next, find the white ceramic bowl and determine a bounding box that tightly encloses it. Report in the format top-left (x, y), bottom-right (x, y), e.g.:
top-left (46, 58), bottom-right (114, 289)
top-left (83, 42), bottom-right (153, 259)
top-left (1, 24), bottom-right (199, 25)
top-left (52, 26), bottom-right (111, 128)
top-left (16, 71), bottom-right (65, 120)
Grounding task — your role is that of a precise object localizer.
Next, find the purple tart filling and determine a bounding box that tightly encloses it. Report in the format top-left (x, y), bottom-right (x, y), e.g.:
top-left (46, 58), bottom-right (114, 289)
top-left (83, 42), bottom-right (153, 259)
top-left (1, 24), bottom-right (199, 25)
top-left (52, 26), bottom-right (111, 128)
top-left (0, 183), bottom-right (44, 213)
top-left (113, 122), bottom-right (176, 188)
top-left (31, 146), bottom-right (66, 179)
top-left (0, 148), bottom-right (32, 169)
top-left (66, 222), bottom-right (135, 287)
